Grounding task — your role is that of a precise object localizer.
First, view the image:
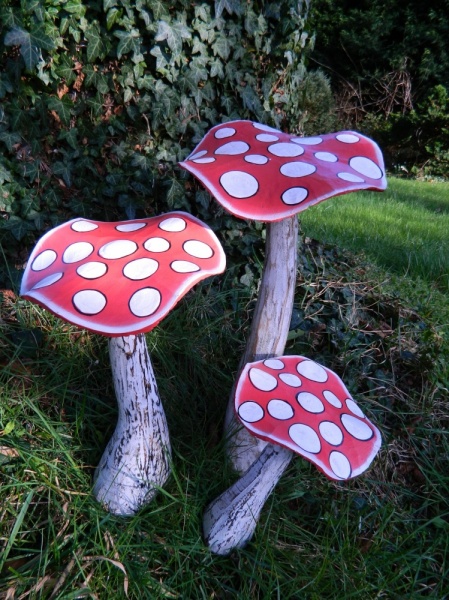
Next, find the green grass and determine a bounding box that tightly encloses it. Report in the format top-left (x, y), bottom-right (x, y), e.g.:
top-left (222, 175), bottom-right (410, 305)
top-left (1, 178), bottom-right (449, 598)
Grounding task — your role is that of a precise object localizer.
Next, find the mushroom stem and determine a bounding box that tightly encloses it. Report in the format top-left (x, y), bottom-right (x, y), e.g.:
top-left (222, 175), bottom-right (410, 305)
top-left (224, 216), bottom-right (299, 473)
top-left (203, 444), bottom-right (293, 555)
top-left (93, 333), bottom-right (171, 516)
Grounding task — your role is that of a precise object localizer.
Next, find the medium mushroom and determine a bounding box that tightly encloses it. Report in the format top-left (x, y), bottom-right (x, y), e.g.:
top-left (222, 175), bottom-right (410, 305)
top-left (20, 211), bottom-right (226, 515)
top-left (179, 120), bottom-right (387, 473)
top-left (203, 355), bottom-right (381, 555)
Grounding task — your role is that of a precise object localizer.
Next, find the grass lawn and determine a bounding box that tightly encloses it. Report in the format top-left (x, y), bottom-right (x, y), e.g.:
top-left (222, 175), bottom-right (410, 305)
top-left (1, 178), bottom-right (449, 598)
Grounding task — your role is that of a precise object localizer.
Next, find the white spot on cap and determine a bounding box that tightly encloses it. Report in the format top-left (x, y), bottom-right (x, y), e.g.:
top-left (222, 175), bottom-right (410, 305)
top-left (329, 451), bottom-right (351, 479)
top-left (32, 249), bottom-right (57, 271)
top-left (315, 152), bottom-right (338, 163)
top-left (319, 421), bottom-right (343, 446)
top-left (281, 187), bottom-right (308, 205)
top-left (238, 401), bottom-right (264, 423)
top-left (323, 390), bottom-right (342, 408)
top-left (346, 399), bottom-right (365, 418)
top-left (289, 423), bottom-right (321, 454)
top-left (193, 157), bottom-right (216, 164)
top-left (248, 368), bottom-right (277, 392)
top-left (297, 392), bottom-right (324, 413)
top-left (268, 143), bottom-right (304, 157)
top-left (71, 220), bottom-right (99, 232)
top-left (297, 359), bottom-right (328, 382)
top-left (123, 258), bottom-right (158, 280)
top-left (349, 156), bottom-right (383, 180)
top-left (336, 134), bottom-right (360, 144)
top-left (77, 262), bottom-right (108, 279)
top-left (341, 414), bottom-right (373, 441)
top-left (73, 289), bottom-right (106, 315)
top-left (220, 171), bottom-right (259, 198)
top-left (279, 373), bottom-right (302, 387)
top-left (337, 172), bottom-right (365, 183)
top-left (189, 150), bottom-right (207, 160)
top-left (144, 237), bottom-right (170, 252)
top-left (267, 399), bottom-right (294, 420)
top-left (256, 133), bottom-right (279, 142)
top-left (116, 222), bottom-right (146, 232)
top-left (280, 162), bottom-right (316, 178)
top-left (183, 239), bottom-right (213, 259)
top-left (129, 287), bottom-right (161, 317)
top-left (98, 240), bottom-right (137, 260)
top-left (159, 217), bottom-right (186, 232)
top-left (263, 358), bottom-right (285, 370)
top-left (32, 272), bottom-right (63, 289)
top-left (63, 242), bottom-right (94, 264)
top-left (171, 260), bottom-right (200, 273)
top-left (292, 136), bottom-right (323, 145)
top-left (253, 122), bottom-right (280, 133)
top-left (245, 154), bottom-right (269, 165)
top-left (215, 127), bottom-right (236, 139)
top-left (215, 141), bottom-right (250, 155)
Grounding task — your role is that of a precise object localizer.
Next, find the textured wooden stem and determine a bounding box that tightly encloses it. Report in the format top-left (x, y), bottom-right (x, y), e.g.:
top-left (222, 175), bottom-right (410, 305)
top-left (224, 217), bottom-right (299, 473)
top-left (203, 444), bottom-right (293, 555)
top-left (93, 333), bottom-right (171, 516)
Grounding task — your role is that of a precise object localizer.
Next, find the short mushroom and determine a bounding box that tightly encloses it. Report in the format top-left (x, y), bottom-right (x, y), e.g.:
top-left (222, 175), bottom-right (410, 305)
top-left (180, 120), bottom-right (387, 473)
top-left (20, 211), bottom-right (226, 515)
top-left (203, 355), bottom-right (381, 555)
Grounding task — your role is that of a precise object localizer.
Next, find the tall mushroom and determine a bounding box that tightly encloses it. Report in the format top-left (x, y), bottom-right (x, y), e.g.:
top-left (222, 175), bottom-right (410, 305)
top-left (179, 120), bottom-right (387, 473)
top-left (203, 355), bottom-right (381, 555)
top-left (20, 211), bottom-right (226, 515)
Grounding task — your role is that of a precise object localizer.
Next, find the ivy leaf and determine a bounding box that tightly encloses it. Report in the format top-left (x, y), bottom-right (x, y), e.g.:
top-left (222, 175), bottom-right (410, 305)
top-left (212, 37), bottom-right (231, 61)
top-left (56, 56), bottom-right (76, 85)
top-left (0, 131), bottom-right (22, 151)
top-left (4, 27), bottom-right (40, 71)
top-left (148, 0), bottom-right (169, 21)
top-left (215, 0), bottom-right (242, 18)
top-left (52, 161), bottom-right (72, 187)
top-left (104, 0), bottom-right (117, 10)
top-left (0, 164), bottom-right (13, 185)
top-left (155, 20), bottom-right (191, 57)
top-left (0, 74), bottom-right (13, 99)
top-left (0, 216), bottom-right (34, 241)
top-left (115, 29), bottom-right (141, 59)
top-left (58, 127), bottom-right (78, 150)
top-left (63, 0), bottom-right (86, 17)
top-left (85, 23), bottom-right (106, 63)
top-left (47, 96), bottom-right (73, 126)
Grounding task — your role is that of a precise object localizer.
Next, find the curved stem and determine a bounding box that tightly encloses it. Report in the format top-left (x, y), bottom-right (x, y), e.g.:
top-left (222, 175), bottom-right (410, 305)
top-left (224, 217), bottom-right (299, 473)
top-left (203, 444), bottom-right (293, 555)
top-left (93, 333), bottom-right (171, 516)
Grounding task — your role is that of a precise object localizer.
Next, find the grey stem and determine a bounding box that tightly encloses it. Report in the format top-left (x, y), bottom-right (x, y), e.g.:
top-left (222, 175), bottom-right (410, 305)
top-left (93, 333), bottom-right (171, 516)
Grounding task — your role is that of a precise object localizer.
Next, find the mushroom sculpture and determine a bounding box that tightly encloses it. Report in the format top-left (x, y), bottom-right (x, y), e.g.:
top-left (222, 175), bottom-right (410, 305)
top-left (179, 120), bottom-right (387, 473)
top-left (203, 355), bottom-right (382, 555)
top-left (20, 211), bottom-right (226, 515)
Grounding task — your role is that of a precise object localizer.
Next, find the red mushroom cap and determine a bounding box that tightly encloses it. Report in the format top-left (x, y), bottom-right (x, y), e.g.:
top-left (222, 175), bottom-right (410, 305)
top-left (235, 356), bottom-right (381, 480)
top-left (179, 120), bottom-right (387, 222)
top-left (20, 212), bottom-right (226, 336)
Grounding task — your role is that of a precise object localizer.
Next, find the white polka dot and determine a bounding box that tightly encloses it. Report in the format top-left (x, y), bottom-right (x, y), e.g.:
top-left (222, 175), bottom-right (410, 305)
top-left (245, 154), bottom-right (269, 165)
top-left (98, 240), bottom-right (137, 260)
top-left (77, 262), bottom-right (107, 279)
top-left (189, 150), bottom-right (207, 160)
top-left (129, 288), bottom-right (161, 317)
top-left (171, 260), bottom-right (200, 273)
top-left (349, 157), bottom-right (383, 180)
top-left (256, 134), bottom-right (279, 142)
top-left (183, 239), bottom-right (213, 259)
top-left (297, 392), bottom-right (324, 413)
top-left (159, 217), bottom-right (186, 232)
top-left (123, 258), bottom-right (158, 280)
top-left (268, 143), bottom-right (304, 157)
top-left (267, 399), bottom-right (294, 420)
top-left (248, 368), bottom-right (277, 392)
top-left (252, 122), bottom-right (280, 133)
top-left (215, 141), bottom-right (250, 155)
top-left (291, 136), bottom-right (323, 145)
top-left (238, 401), bottom-right (264, 423)
top-left (341, 414), bottom-right (373, 441)
top-left (32, 272), bottom-right (63, 289)
top-left (289, 423), bottom-right (321, 454)
top-left (345, 399), bottom-right (365, 418)
top-left (338, 172), bottom-right (365, 183)
top-left (73, 290), bottom-right (106, 315)
top-left (336, 134), bottom-right (360, 144)
top-left (32, 249), bottom-right (57, 271)
top-left (281, 187), bottom-right (308, 205)
top-left (116, 222), bottom-right (146, 232)
top-left (323, 390), bottom-right (342, 408)
top-left (220, 171), bottom-right (259, 198)
top-left (296, 360), bottom-right (328, 382)
top-left (71, 220), bottom-right (98, 232)
top-left (193, 157), bottom-right (216, 164)
top-left (215, 127), bottom-right (236, 139)
top-left (329, 451), bottom-right (351, 479)
top-left (144, 237), bottom-right (170, 252)
top-left (315, 152), bottom-right (338, 163)
top-left (280, 162), bottom-right (316, 178)
top-left (263, 358), bottom-right (285, 370)
top-left (63, 242), bottom-right (94, 264)
top-left (279, 373), bottom-right (302, 387)
top-left (319, 421), bottom-right (343, 445)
